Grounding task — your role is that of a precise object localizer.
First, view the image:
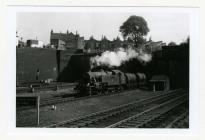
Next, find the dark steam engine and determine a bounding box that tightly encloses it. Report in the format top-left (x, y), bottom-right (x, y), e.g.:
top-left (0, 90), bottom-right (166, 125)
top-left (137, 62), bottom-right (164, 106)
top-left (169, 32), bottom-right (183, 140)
top-left (75, 69), bottom-right (146, 96)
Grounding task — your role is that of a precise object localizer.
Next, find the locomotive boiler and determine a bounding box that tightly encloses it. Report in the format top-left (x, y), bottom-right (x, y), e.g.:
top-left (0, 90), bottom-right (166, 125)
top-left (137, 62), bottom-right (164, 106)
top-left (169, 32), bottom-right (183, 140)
top-left (75, 69), bottom-right (147, 96)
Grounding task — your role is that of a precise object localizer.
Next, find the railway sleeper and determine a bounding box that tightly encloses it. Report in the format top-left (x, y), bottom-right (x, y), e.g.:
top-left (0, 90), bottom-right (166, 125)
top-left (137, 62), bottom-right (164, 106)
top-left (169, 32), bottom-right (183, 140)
top-left (119, 124), bottom-right (137, 128)
top-left (116, 98), bottom-right (187, 128)
top-left (84, 113), bottom-right (120, 126)
top-left (137, 107), bottom-right (186, 127)
top-left (126, 121), bottom-right (143, 126)
top-left (68, 121), bottom-right (96, 127)
top-left (166, 110), bottom-right (188, 128)
top-left (46, 90), bottom-right (187, 128)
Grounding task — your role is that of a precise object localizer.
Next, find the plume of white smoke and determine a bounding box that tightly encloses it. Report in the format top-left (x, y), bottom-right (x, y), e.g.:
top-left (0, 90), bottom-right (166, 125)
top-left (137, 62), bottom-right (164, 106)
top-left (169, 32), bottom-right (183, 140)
top-left (90, 47), bottom-right (152, 68)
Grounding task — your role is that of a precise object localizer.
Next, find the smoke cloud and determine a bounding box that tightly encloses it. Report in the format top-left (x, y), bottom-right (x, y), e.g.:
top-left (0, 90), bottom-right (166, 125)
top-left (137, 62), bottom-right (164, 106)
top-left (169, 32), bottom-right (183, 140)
top-left (90, 47), bottom-right (152, 67)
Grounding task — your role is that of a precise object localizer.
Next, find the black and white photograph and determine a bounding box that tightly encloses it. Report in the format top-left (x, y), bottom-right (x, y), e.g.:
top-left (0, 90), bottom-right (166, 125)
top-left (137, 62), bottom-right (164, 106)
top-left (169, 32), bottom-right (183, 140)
top-left (15, 7), bottom-right (191, 128)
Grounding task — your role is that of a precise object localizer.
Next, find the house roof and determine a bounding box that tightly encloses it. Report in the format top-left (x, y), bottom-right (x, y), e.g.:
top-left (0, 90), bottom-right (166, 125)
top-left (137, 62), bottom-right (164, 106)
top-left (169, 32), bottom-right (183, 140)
top-left (50, 32), bottom-right (76, 41)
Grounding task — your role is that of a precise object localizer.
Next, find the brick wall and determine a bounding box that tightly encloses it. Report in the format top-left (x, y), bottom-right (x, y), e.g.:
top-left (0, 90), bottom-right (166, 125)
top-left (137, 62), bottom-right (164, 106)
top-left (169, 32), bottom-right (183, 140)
top-left (16, 48), bottom-right (58, 84)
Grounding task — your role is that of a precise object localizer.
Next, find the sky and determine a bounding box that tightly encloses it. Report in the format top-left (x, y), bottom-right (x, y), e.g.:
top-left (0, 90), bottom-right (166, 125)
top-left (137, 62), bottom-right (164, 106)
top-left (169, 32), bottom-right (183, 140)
top-left (17, 12), bottom-right (189, 45)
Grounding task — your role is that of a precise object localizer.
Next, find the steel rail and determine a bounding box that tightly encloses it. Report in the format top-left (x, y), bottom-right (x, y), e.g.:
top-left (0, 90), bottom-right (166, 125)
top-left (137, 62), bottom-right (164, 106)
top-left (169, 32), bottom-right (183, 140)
top-left (40, 88), bottom-right (145, 106)
top-left (44, 89), bottom-right (185, 127)
top-left (107, 94), bottom-right (188, 128)
top-left (16, 83), bottom-right (76, 93)
top-left (165, 111), bottom-right (188, 128)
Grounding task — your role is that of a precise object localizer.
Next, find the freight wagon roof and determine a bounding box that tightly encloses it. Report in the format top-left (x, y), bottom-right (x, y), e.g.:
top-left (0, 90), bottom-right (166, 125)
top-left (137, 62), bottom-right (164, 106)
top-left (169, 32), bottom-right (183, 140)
top-left (124, 73), bottom-right (137, 81)
top-left (136, 73), bottom-right (146, 80)
top-left (112, 70), bottom-right (123, 74)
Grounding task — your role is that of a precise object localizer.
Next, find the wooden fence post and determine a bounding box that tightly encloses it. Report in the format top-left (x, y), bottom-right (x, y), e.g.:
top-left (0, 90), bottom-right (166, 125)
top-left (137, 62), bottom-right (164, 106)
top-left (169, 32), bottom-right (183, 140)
top-left (36, 96), bottom-right (40, 125)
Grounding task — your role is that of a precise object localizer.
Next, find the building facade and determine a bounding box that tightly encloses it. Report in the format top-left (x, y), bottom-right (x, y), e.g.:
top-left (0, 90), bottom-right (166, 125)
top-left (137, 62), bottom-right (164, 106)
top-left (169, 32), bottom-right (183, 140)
top-left (50, 30), bottom-right (85, 50)
top-left (145, 38), bottom-right (166, 53)
top-left (84, 36), bottom-right (130, 53)
top-left (27, 39), bottom-right (44, 48)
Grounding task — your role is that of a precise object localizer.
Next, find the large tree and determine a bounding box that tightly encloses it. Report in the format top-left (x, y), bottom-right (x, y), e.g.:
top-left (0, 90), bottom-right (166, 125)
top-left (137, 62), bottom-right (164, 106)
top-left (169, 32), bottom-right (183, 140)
top-left (120, 16), bottom-right (150, 48)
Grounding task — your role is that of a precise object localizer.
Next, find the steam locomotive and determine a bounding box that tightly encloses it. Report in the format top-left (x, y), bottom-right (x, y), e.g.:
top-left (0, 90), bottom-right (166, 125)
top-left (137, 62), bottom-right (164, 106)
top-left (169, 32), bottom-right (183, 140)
top-left (75, 69), bottom-right (146, 95)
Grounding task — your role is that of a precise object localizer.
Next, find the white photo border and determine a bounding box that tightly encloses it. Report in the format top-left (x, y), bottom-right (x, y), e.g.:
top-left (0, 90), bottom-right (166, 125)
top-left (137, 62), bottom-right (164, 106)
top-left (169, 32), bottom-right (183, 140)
top-left (4, 5), bottom-right (200, 137)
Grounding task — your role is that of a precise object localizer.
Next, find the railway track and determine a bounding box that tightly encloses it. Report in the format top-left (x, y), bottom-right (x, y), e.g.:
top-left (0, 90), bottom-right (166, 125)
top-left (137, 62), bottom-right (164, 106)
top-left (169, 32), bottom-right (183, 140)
top-left (107, 94), bottom-right (188, 128)
top-left (18, 88), bottom-right (159, 111)
top-left (166, 111), bottom-right (189, 128)
top-left (16, 88), bottom-right (134, 111)
top-left (45, 89), bottom-right (187, 128)
top-left (16, 83), bottom-right (76, 93)
top-left (39, 88), bottom-right (145, 106)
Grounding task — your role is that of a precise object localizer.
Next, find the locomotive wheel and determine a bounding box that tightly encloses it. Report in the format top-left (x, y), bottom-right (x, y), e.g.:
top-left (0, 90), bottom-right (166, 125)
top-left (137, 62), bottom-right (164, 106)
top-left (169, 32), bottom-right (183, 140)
top-left (114, 87), bottom-right (118, 92)
top-left (98, 89), bottom-right (102, 95)
top-left (119, 86), bottom-right (123, 91)
top-left (104, 89), bottom-right (108, 94)
top-left (102, 85), bottom-right (108, 94)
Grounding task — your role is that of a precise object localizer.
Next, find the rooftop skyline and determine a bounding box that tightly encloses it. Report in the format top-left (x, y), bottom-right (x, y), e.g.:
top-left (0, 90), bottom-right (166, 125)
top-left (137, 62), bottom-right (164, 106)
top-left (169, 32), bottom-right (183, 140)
top-left (17, 12), bottom-right (189, 45)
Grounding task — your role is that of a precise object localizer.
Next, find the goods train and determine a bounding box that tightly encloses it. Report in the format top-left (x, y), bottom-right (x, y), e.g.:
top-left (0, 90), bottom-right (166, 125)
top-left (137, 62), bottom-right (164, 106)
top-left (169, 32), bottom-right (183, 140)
top-left (75, 69), bottom-right (146, 95)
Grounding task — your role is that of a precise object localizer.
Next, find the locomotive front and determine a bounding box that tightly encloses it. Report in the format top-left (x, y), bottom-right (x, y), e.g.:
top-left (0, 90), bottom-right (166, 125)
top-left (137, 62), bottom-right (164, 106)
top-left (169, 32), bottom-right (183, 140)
top-left (75, 72), bottom-right (91, 95)
top-left (75, 71), bottom-right (106, 96)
